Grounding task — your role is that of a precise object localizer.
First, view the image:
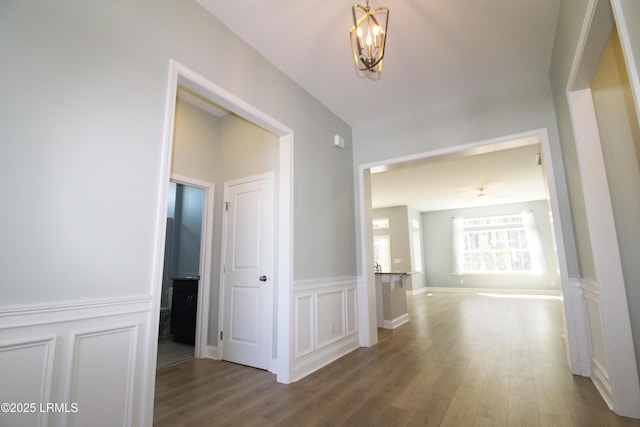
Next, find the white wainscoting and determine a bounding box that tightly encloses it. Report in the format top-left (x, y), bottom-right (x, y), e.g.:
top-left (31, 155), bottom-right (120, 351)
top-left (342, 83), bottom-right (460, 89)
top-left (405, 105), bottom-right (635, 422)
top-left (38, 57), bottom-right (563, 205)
top-left (0, 296), bottom-right (154, 427)
top-left (292, 277), bottom-right (359, 382)
top-left (581, 279), bottom-right (614, 409)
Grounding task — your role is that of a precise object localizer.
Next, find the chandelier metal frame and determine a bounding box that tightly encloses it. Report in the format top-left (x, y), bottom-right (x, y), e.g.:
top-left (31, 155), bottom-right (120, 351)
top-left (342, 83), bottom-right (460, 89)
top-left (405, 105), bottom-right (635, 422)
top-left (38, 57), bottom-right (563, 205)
top-left (349, 0), bottom-right (389, 74)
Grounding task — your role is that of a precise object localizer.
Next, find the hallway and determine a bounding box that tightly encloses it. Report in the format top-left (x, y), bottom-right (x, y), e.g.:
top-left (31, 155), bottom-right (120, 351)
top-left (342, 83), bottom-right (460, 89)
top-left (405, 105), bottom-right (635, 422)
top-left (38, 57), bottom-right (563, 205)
top-left (154, 291), bottom-right (640, 426)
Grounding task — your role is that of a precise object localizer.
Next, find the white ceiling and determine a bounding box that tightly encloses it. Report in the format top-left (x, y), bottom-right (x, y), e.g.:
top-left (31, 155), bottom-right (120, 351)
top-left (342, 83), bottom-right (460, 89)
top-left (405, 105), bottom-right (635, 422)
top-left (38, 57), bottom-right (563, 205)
top-left (370, 140), bottom-right (547, 212)
top-left (195, 0), bottom-right (561, 127)
top-left (193, 0), bottom-right (559, 211)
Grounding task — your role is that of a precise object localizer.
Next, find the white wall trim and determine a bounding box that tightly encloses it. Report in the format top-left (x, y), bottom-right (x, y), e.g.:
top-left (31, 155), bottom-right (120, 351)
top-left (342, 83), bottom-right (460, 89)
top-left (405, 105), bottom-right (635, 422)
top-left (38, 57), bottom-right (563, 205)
top-left (565, 3), bottom-right (640, 412)
top-left (611, 0), bottom-right (640, 126)
top-left (292, 335), bottom-right (359, 382)
top-left (64, 324), bottom-right (138, 427)
top-left (568, 277), bottom-right (592, 376)
top-left (0, 296), bottom-right (153, 329)
top-left (417, 287), bottom-right (562, 296)
top-left (383, 313), bottom-right (410, 329)
top-left (356, 128), bottom-right (581, 376)
top-left (170, 174), bottom-right (214, 360)
top-left (0, 296), bottom-right (152, 427)
top-left (294, 294), bottom-right (314, 359)
top-left (581, 278), bottom-right (613, 409)
top-left (592, 357), bottom-right (614, 410)
top-left (356, 171), bottom-right (378, 348)
top-left (204, 345), bottom-right (218, 359)
top-left (0, 336), bottom-right (56, 427)
top-left (315, 289), bottom-right (346, 349)
top-left (566, 86), bottom-right (640, 417)
top-left (294, 276), bottom-right (360, 290)
top-left (154, 59), bottom-right (295, 394)
top-left (292, 276), bottom-right (359, 382)
top-left (406, 287), bottom-right (430, 296)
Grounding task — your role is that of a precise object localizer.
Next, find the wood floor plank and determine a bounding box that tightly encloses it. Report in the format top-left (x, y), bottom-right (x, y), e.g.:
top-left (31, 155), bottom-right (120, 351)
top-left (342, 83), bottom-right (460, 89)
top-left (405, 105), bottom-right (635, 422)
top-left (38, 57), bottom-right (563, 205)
top-left (154, 292), bottom-right (640, 427)
top-left (404, 393), bottom-right (452, 426)
top-left (392, 362), bottom-right (445, 409)
top-left (473, 414), bottom-right (508, 427)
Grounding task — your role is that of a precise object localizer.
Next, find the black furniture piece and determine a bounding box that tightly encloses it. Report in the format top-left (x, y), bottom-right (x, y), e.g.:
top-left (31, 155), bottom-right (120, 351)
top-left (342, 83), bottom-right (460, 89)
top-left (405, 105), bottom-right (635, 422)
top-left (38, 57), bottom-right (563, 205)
top-left (170, 277), bottom-right (199, 345)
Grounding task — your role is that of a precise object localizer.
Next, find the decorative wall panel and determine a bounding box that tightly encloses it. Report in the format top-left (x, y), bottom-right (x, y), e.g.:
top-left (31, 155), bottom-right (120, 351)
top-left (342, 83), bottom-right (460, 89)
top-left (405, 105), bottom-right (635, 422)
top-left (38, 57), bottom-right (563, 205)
top-left (0, 296), bottom-right (153, 427)
top-left (292, 277), bottom-right (358, 381)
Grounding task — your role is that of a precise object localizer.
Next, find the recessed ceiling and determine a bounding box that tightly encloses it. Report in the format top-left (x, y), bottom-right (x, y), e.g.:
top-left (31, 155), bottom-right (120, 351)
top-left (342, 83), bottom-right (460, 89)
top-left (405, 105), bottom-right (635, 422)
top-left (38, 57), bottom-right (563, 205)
top-left (370, 140), bottom-right (547, 212)
top-left (195, 0), bottom-right (561, 127)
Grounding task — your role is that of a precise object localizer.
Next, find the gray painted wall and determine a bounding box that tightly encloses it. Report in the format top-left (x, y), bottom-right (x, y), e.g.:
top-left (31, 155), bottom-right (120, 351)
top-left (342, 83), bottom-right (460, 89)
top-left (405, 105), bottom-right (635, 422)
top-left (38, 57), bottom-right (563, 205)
top-left (0, 0), bottom-right (355, 307)
top-left (352, 76), bottom-right (579, 284)
top-left (422, 200), bottom-right (560, 290)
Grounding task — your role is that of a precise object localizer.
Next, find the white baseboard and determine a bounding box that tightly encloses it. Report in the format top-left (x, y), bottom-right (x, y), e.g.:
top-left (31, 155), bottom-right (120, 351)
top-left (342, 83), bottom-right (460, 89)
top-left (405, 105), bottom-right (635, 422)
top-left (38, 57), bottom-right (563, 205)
top-left (205, 345), bottom-right (218, 360)
top-left (591, 358), bottom-right (614, 410)
top-left (419, 286), bottom-right (561, 296)
top-left (292, 335), bottom-right (358, 382)
top-left (406, 287), bottom-right (430, 296)
top-left (383, 313), bottom-right (410, 329)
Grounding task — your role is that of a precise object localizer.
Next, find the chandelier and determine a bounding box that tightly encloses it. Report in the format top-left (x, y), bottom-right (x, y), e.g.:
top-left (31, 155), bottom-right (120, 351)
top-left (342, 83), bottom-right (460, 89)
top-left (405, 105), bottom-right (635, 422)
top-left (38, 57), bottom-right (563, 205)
top-left (349, 0), bottom-right (389, 75)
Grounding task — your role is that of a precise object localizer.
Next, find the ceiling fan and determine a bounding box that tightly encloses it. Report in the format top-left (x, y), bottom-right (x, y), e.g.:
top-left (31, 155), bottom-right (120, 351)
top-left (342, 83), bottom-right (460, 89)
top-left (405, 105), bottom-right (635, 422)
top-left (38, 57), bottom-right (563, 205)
top-left (455, 185), bottom-right (509, 206)
top-left (476, 187), bottom-right (488, 199)
top-left (475, 186), bottom-right (510, 204)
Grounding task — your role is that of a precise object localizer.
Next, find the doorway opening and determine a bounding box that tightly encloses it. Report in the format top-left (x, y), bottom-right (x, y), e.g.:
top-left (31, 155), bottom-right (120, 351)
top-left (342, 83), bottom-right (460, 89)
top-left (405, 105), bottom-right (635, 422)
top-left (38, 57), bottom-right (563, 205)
top-left (156, 177), bottom-right (213, 369)
top-left (152, 60), bottom-right (294, 384)
top-left (563, 0), bottom-right (640, 415)
top-left (357, 128), bottom-right (580, 373)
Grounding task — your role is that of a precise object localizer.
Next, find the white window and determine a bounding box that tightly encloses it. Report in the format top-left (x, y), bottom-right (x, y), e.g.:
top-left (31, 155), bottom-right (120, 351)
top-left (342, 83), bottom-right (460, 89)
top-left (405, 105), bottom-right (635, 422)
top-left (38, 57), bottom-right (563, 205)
top-left (412, 231), bottom-right (423, 272)
top-left (373, 235), bottom-right (391, 272)
top-left (453, 212), bottom-right (545, 274)
top-left (372, 218), bottom-right (389, 230)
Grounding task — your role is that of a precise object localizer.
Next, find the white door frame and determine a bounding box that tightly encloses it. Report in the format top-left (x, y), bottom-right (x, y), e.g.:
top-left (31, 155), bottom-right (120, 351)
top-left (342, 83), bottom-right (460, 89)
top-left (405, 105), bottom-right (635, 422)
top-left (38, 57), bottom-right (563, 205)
top-left (152, 60), bottom-right (294, 384)
top-left (356, 128), bottom-right (583, 371)
top-left (218, 172), bottom-right (275, 369)
top-left (565, 0), bottom-right (640, 417)
top-left (169, 174), bottom-right (214, 359)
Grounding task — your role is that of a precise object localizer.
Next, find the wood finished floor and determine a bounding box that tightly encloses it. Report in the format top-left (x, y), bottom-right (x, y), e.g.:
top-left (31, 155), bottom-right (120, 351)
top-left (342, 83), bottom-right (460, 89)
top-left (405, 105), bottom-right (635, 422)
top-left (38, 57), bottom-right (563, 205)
top-left (154, 292), bottom-right (640, 426)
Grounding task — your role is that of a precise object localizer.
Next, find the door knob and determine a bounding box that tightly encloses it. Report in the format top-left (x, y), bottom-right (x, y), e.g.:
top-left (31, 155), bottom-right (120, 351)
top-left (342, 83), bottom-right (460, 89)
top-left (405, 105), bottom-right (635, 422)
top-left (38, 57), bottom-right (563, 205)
top-left (259, 275), bottom-right (268, 282)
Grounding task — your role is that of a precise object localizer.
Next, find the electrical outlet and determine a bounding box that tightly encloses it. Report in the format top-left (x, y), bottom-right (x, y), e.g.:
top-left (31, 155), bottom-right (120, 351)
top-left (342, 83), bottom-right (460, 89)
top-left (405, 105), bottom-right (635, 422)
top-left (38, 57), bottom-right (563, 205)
top-left (460, 279), bottom-right (464, 284)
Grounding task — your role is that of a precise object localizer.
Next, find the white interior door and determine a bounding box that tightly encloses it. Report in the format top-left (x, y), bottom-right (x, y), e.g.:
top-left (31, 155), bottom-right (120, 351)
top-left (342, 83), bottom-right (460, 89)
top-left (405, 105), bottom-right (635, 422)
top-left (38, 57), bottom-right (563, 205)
top-left (221, 173), bottom-right (274, 370)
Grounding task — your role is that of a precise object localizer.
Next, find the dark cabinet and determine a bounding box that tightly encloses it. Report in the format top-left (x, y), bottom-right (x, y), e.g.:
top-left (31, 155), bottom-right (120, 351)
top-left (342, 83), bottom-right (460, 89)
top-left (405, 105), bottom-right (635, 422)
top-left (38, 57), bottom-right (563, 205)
top-left (170, 278), bottom-right (199, 345)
